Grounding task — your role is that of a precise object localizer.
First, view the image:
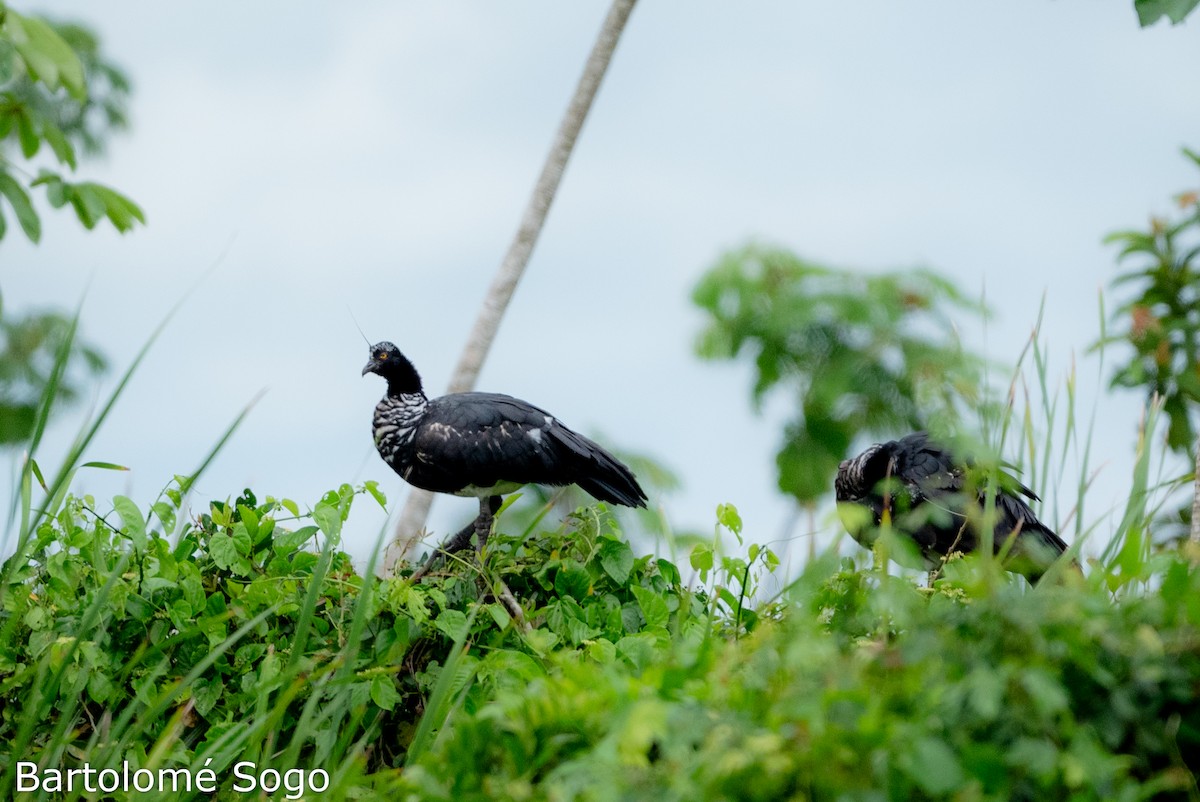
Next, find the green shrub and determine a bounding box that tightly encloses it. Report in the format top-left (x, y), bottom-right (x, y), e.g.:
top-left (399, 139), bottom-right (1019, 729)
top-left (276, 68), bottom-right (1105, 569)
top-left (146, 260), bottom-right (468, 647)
top-left (401, 551), bottom-right (1200, 802)
top-left (3, 483), bottom-right (1198, 801)
top-left (0, 485), bottom-right (701, 799)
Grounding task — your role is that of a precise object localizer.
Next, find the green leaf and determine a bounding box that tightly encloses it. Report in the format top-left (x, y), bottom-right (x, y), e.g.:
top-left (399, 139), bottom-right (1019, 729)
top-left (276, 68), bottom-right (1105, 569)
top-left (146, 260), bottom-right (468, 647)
top-left (432, 609), bottom-right (469, 642)
top-left (69, 183), bottom-right (107, 229)
top-left (631, 585), bottom-right (669, 630)
top-left (210, 532), bottom-right (238, 570)
top-left (313, 503), bottom-right (341, 541)
top-left (0, 173), bottom-right (40, 242)
top-left (231, 522), bottom-right (253, 557)
top-left (554, 559), bottom-right (592, 600)
top-left (29, 459), bottom-right (47, 491)
top-left (40, 121), bottom-right (76, 169)
top-left (112, 495), bottom-right (146, 548)
top-left (4, 11), bottom-right (86, 98)
top-left (87, 182), bottom-right (146, 232)
top-left (1020, 667), bottom-right (1069, 716)
top-left (904, 736), bottom-right (966, 795)
top-left (363, 480), bottom-right (387, 510)
top-left (79, 461), bottom-right (130, 471)
top-left (16, 111), bottom-right (38, 158)
top-left (690, 542), bottom-right (713, 573)
top-left (370, 676), bottom-right (402, 711)
top-left (586, 638), bottom-right (617, 664)
top-left (716, 502), bottom-right (743, 538)
top-left (1134, 0), bottom-right (1200, 25)
top-left (598, 537), bottom-right (634, 585)
top-left (34, 173), bottom-right (68, 208)
top-left (273, 525), bottom-right (319, 555)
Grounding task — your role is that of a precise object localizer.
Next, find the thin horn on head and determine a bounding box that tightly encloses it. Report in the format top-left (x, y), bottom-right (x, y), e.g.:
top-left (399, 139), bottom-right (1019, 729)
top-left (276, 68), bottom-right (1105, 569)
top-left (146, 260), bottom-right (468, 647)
top-left (347, 306), bottom-right (372, 347)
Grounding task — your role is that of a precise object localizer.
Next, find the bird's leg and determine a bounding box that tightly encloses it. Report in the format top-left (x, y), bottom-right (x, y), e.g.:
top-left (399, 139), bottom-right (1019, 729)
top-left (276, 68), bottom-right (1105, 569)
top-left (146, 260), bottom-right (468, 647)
top-left (474, 495), bottom-right (502, 553)
top-left (409, 516), bottom-right (479, 582)
top-left (407, 496), bottom-right (503, 582)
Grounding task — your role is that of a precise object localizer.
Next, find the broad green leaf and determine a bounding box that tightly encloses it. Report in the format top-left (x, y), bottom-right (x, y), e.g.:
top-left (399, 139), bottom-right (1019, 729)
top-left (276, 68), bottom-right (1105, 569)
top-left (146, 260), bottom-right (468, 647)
top-left (230, 523), bottom-right (252, 557)
top-left (432, 609), bottom-right (469, 642)
top-left (546, 599), bottom-right (599, 646)
top-left (1135, 0), bottom-right (1200, 25)
top-left (209, 532), bottom-right (238, 570)
top-left (313, 503), bottom-right (341, 541)
top-left (112, 495), bottom-right (146, 548)
top-left (0, 173), bottom-right (40, 242)
top-left (554, 559), bottom-right (591, 600)
top-left (16, 111), bottom-right (38, 158)
top-left (716, 502), bottom-right (743, 538)
top-left (69, 183), bottom-right (106, 229)
top-left (363, 480), bottom-right (387, 510)
top-left (599, 536), bottom-right (634, 585)
top-left (40, 121), bottom-right (76, 169)
top-left (273, 525), bottom-right (319, 554)
top-left (370, 676), bottom-right (401, 711)
top-left (87, 183), bottom-right (146, 232)
top-left (904, 737), bottom-right (966, 795)
top-left (4, 11), bottom-right (86, 98)
top-left (631, 585), bottom-right (669, 630)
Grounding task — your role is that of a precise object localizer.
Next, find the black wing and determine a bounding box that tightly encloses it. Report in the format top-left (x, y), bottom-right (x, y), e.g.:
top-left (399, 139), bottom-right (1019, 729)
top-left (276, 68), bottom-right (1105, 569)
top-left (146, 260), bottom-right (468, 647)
top-left (837, 432), bottom-right (1069, 581)
top-left (410, 392), bottom-right (646, 507)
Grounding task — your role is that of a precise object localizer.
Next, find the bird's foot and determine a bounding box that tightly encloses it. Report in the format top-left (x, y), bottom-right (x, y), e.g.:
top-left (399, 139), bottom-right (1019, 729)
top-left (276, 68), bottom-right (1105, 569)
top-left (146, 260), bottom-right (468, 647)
top-left (408, 518), bottom-right (477, 581)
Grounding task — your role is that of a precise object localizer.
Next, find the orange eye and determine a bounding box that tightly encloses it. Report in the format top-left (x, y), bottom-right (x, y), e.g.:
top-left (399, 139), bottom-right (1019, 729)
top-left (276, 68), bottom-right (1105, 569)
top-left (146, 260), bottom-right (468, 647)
top-left (378, 352), bottom-right (388, 360)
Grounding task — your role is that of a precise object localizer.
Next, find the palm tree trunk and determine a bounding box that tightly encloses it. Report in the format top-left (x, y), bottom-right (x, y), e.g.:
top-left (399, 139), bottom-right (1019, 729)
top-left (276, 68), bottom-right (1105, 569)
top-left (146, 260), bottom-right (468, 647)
top-left (384, 0), bottom-right (639, 575)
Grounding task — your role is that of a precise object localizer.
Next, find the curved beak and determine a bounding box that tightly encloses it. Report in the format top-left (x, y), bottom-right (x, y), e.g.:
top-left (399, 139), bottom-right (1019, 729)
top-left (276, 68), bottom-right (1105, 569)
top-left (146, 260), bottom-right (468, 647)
top-left (362, 360), bottom-right (378, 377)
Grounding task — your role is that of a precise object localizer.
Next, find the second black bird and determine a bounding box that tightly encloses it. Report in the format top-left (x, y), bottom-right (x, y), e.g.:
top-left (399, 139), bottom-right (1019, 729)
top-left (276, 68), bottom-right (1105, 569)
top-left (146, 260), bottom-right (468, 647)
top-left (363, 341), bottom-right (648, 571)
top-left (834, 432), bottom-right (1070, 582)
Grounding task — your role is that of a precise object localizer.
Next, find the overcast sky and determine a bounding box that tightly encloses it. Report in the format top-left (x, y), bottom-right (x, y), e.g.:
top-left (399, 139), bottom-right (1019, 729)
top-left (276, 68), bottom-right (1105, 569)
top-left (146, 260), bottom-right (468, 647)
top-left (4, 1), bottom-right (1199, 569)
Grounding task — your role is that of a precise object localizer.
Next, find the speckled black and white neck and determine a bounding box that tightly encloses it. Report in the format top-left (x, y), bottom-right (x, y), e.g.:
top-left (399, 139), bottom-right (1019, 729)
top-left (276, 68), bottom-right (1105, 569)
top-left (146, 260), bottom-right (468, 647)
top-left (373, 392), bottom-right (428, 479)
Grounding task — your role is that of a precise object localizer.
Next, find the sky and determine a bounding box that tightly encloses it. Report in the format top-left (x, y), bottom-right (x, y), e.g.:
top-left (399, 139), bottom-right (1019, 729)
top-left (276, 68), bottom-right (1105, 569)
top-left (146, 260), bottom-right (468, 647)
top-left (3, 1), bottom-right (1199, 571)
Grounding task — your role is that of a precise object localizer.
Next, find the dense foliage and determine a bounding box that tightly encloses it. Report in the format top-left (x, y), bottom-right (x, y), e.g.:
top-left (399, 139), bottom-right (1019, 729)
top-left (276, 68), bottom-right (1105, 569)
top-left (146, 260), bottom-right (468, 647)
top-left (2, 481), bottom-right (1198, 801)
top-left (0, 483), bottom-right (720, 798)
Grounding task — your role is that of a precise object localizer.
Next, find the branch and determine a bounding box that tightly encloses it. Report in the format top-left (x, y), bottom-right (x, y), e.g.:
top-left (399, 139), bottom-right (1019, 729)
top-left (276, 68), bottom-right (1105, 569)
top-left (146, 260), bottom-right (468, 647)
top-left (383, 0), bottom-right (639, 575)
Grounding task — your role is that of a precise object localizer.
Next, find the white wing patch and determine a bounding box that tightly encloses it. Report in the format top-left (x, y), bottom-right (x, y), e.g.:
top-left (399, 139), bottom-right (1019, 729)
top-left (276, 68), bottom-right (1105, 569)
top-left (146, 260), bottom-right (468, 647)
top-left (527, 428), bottom-right (544, 445)
top-left (424, 422), bottom-right (459, 441)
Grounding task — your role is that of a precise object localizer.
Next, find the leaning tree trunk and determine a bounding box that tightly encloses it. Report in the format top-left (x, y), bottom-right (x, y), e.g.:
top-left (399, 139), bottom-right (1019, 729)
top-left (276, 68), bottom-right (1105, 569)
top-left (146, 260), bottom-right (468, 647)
top-left (383, 0), bottom-right (639, 575)
top-left (1192, 439), bottom-right (1200, 544)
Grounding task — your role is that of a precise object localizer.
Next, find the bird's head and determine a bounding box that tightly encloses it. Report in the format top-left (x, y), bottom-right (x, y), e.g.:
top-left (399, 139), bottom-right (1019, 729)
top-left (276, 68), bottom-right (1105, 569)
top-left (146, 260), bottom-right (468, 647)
top-left (362, 341), bottom-right (423, 395)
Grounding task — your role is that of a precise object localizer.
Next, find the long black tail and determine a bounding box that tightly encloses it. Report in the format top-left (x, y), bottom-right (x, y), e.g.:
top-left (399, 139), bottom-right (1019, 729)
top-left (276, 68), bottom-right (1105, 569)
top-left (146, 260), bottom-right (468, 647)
top-left (551, 427), bottom-right (648, 508)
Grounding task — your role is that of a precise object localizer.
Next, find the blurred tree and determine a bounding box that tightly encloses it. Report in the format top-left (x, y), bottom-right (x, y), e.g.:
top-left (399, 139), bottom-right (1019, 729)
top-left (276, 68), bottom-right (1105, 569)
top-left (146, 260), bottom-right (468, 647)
top-left (1100, 148), bottom-right (1200, 541)
top-left (1102, 149), bottom-right (1200, 459)
top-left (1134, 0), bottom-right (1200, 26)
top-left (1, 6), bottom-right (137, 443)
top-left (692, 244), bottom-right (989, 505)
top-left (0, 4), bottom-right (142, 241)
top-left (0, 292), bottom-right (106, 445)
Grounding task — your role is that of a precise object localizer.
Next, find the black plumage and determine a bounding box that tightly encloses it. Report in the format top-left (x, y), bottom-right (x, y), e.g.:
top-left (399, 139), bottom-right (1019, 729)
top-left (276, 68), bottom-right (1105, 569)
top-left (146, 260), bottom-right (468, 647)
top-left (834, 432), bottom-right (1070, 582)
top-left (363, 341), bottom-right (647, 570)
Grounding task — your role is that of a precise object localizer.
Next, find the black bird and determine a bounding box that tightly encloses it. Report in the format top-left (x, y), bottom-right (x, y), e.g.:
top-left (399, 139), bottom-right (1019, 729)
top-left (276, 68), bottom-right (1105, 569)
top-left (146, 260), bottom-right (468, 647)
top-left (834, 432), bottom-right (1070, 582)
top-left (363, 341), bottom-right (648, 571)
